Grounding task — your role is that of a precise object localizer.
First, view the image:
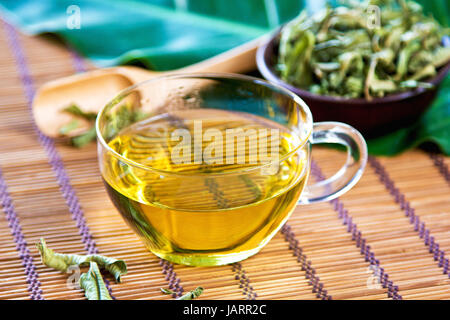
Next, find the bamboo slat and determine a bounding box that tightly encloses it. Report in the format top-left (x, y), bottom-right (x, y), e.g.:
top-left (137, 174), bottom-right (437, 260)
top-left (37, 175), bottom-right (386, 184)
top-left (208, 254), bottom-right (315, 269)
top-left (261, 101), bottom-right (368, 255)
top-left (0, 21), bottom-right (449, 300)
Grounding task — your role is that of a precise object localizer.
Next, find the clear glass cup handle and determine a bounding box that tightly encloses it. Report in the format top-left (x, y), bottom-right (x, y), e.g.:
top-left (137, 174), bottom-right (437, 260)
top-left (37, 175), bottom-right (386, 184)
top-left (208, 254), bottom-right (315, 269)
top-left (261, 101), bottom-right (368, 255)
top-left (299, 122), bottom-right (368, 204)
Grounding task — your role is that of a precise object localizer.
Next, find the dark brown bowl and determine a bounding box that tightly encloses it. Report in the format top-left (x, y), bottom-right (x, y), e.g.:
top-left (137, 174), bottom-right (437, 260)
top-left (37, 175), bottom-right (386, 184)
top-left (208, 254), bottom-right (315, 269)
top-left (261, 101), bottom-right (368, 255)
top-left (256, 32), bottom-right (450, 137)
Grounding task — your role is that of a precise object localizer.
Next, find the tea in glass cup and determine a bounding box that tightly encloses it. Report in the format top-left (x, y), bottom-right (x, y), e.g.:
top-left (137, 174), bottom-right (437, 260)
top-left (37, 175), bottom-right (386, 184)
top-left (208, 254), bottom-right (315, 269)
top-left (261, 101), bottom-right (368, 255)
top-left (96, 74), bottom-right (367, 266)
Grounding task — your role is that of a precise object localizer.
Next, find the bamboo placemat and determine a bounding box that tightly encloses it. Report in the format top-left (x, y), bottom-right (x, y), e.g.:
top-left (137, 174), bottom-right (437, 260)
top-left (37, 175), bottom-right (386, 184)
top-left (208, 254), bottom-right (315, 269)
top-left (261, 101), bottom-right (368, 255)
top-left (0, 21), bottom-right (449, 300)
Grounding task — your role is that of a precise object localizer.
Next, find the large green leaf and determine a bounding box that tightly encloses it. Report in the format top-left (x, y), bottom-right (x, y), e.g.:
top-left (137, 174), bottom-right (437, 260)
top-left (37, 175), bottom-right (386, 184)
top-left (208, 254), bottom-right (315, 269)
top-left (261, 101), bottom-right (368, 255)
top-left (0, 0), bottom-right (306, 70)
top-left (416, 0), bottom-right (449, 27)
top-left (368, 75), bottom-right (450, 156)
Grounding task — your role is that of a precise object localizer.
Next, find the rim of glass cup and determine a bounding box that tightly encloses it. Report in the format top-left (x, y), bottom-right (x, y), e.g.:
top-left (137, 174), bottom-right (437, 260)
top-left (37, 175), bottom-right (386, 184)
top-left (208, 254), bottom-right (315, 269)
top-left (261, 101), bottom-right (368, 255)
top-left (95, 73), bottom-right (313, 177)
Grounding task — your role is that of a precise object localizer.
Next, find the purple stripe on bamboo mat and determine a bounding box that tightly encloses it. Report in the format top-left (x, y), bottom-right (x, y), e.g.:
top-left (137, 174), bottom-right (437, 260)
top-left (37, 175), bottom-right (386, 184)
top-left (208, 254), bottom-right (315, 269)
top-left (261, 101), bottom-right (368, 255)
top-left (205, 152), bottom-right (329, 298)
top-left (429, 153), bottom-right (450, 185)
top-left (159, 259), bottom-right (183, 298)
top-left (0, 21), bottom-right (118, 298)
top-left (69, 50), bottom-right (86, 74)
top-left (68, 45), bottom-right (184, 299)
top-left (210, 179), bottom-right (328, 300)
top-left (0, 168), bottom-right (43, 300)
top-left (310, 160), bottom-right (402, 300)
top-left (232, 263), bottom-right (257, 300)
top-left (281, 224), bottom-right (331, 299)
top-left (205, 178), bottom-right (258, 299)
top-left (369, 156), bottom-right (449, 278)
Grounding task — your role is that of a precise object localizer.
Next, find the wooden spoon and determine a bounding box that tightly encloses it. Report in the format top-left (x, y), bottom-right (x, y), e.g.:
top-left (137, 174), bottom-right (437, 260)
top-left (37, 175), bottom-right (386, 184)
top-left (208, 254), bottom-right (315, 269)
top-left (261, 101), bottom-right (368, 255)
top-left (33, 37), bottom-right (262, 137)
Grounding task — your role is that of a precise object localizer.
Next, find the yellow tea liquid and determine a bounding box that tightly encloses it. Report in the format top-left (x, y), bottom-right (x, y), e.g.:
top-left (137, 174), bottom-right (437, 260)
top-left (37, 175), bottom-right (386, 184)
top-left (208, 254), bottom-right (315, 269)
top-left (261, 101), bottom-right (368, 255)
top-left (101, 109), bottom-right (309, 265)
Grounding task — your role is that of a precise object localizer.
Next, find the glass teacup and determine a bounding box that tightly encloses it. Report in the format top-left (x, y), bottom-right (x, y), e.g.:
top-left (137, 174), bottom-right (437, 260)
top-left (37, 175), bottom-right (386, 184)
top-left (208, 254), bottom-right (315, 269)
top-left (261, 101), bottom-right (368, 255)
top-left (96, 74), bottom-right (367, 266)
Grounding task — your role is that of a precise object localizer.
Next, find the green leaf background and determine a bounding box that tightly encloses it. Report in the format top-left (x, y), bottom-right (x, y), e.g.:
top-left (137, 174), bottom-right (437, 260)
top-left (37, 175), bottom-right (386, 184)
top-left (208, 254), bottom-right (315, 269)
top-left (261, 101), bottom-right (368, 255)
top-left (0, 0), bottom-right (306, 70)
top-left (0, 0), bottom-right (448, 155)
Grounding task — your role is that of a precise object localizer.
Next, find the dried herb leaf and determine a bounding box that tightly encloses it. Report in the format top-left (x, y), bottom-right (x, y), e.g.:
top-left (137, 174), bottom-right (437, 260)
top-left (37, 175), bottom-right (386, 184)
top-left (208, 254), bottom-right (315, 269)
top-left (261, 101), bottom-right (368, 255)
top-left (160, 287), bottom-right (204, 300)
top-left (79, 262), bottom-right (113, 300)
top-left (399, 80), bottom-right (434, 89)
top-left (433, 46), bottom-right (450, 67)
top-left (70, 126), bottom-right (97, 148)
top-left (177, 287), bottom-right (204, 300)
top-left (36, 238), bottom-right (127, 282)
top-left (59, 119), bottom-right (80, 135)
top-left (160, 288), bottom-right (175, 295)
top-left (59, 103), bottom-right (148, 147)
top-left (278, 0), bottom-right (450, 99)
top-left (63, 104), bottom-right (97, 121)
top-left (103, 105), bottom-right (149, 141)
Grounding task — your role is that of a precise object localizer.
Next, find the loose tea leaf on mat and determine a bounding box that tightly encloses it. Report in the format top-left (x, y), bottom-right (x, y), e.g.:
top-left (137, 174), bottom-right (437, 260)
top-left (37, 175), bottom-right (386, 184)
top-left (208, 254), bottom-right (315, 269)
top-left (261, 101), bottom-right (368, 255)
top-left (160, 288), bottom-right (174, 295)
top-left (161, 287), bottom-right (204, 300)
top-left (79, 262), bottom-right (113, 300)
top-left (177, 287), bottom-right (204, 300)
top-left (36, 238), bottom-right (127, 282)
